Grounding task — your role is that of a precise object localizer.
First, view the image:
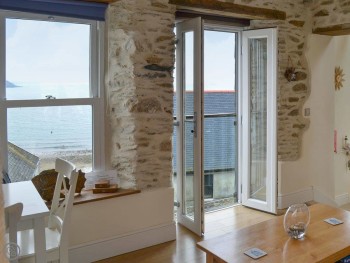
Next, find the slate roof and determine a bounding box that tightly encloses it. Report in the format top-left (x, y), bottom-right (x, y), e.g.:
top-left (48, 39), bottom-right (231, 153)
top-left (173, 91), bottom-right (237, 172)
top-left (7, 141), bottom-right (39, 182)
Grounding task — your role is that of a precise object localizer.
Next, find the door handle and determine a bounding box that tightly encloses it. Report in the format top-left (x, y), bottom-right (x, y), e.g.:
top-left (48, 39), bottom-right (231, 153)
top-left (193, 112), bottom-right (197, 138)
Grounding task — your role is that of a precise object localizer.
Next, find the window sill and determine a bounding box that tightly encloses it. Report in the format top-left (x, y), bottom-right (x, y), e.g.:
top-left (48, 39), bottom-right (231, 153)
top-left (72, 188), bottom-right (141, 205)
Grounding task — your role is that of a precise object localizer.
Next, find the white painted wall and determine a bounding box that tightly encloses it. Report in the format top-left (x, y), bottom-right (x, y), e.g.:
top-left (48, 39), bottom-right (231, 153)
top-left (333, 36), bottom-right (350, 205)
top-left (279, 34), bottom-right (350, 208)
top-left (69, 187), bottom-right (176, 262)
top-left (279, 34), bottom-right (336, 207)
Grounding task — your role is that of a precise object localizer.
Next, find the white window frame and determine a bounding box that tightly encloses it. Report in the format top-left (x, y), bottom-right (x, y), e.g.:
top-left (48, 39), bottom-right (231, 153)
top-left (0, 10), bottom-right (105, 173)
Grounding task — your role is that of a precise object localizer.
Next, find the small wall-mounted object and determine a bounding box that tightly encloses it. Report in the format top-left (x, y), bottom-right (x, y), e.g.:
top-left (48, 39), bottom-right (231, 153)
top-left (343, 135), bottom-right (350, 155)
top-left (284, 56), bottom-right (296, 82)
top-left (304, 108), bottom-right (310, 117)
top-left (335, 66), bottom-right (345, 90)
top-left (334, 130), bottom-right (337, 153)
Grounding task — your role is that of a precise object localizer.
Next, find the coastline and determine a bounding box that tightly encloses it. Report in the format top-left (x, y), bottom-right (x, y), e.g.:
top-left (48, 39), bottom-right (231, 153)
top-left (36, 150), bottom-right (92, 172)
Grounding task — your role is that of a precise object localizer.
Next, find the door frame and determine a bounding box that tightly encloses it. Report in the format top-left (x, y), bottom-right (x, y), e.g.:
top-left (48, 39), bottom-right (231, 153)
top-left (240, 28), bottom-right (278, 214)
top-left (175, 17), bottom-right (204, 236)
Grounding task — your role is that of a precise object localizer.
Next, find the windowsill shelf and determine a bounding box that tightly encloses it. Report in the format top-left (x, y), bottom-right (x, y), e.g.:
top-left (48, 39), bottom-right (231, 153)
top-left (46, 188), bottom-right (141, 208)
top-left (72, 188), bottom-right (141, 205)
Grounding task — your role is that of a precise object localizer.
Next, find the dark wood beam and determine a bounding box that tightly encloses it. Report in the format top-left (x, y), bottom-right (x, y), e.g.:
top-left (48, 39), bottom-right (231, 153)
top-left (76, 0), bottom-right (116, 3)
top-left (169, 0), bottom-right (286, 21)
top-left (313, 23), bottom-right (350, 36)
top-left (176, 10), bottom-right (250, 26)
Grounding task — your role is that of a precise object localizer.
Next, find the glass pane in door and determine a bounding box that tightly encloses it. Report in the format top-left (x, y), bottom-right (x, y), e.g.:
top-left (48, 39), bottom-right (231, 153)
top-left (249, 38), bottom-right (267, 202)
top-left (183, 31), bottom-right (195, 219)
top-left (203, 30), bottom-right (238, 212)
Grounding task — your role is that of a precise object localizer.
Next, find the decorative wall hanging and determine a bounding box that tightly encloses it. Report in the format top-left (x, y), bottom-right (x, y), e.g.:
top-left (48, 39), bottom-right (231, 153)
top-left (335, 66), bottom-right (345, 90)
top-left (284, 56), bottom-right (296, 82)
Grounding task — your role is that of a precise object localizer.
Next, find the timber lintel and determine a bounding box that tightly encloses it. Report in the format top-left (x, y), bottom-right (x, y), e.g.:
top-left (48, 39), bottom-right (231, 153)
top-left (169, 0), bottom-right (286, 21)
top-left (313, 24), bottom-right (350, 36)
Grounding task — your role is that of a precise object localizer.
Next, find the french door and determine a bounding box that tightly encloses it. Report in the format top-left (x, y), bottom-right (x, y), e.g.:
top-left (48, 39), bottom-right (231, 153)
top-left (175, 19), bottom-right (278, 235)
top-left (241, 28), bottom-right (277, 214)
top-left (175, 17), bottom-right (204, 236)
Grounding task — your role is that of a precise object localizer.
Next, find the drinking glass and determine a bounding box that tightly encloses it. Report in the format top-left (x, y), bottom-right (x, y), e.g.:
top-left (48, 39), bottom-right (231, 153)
top-left (283, 203), bottom-right (310, 239)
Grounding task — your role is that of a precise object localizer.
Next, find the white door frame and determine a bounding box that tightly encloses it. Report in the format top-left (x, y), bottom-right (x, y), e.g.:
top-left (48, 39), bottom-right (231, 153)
top-left (175, 17), bottom-right (204, 236)
top-left (240, 28), bottom-right (277, 214)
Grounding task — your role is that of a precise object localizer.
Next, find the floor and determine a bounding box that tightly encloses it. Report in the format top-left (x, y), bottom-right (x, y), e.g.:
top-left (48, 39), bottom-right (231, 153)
top-left (95, 205), bottom-right (275, 263)
top-left (341, 203), bottom-right (350, 211)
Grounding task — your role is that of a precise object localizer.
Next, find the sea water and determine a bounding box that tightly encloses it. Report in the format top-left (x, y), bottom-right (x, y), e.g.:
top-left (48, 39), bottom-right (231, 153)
top-left (6, 82), bottom-right (92, 156)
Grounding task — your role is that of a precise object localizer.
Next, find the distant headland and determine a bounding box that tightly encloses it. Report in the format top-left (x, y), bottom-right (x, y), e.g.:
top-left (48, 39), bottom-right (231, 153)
top-left (6, 80), bottom-right (19, 88)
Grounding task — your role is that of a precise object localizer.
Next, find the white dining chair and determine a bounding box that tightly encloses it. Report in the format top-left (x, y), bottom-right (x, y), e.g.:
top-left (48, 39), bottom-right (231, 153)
top-left (5, 202), bottom-right (23, 263)
top-left (17, 158), bottom-right (78, 263)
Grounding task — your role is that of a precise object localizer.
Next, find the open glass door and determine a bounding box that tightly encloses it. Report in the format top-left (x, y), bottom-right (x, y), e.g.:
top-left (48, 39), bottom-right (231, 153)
top-left (241, 28), bottom-right (277, 214)
top-left (175, 17), bottom-right (204, 236)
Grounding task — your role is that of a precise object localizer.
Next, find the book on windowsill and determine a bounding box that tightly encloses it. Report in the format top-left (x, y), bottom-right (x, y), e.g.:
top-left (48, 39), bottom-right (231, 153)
top-left (94, 180), bottom-right (110, 188)
top-left (92, 184), bottom-right (119, 194)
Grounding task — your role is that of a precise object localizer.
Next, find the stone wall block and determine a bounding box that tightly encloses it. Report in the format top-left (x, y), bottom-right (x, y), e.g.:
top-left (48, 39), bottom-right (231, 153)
top-left (107, 0), bottom-right (175, 189)
top-left (131, 97), bottom-right (162, 113)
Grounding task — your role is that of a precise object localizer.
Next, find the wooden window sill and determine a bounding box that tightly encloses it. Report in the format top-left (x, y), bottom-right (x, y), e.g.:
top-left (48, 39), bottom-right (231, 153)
top-left (72, 188), bottom-right (141, 205)
top-left (46, 188), bottom-right (141, 208)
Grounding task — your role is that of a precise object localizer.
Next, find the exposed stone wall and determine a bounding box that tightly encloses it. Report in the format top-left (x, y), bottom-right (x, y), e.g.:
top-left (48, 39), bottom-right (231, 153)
top-left (107, 0), bottom-right (175, 189)
top-left (312, 0), bottom-right (350, 29)
top-left (224, 0), bottom-right (312, 160)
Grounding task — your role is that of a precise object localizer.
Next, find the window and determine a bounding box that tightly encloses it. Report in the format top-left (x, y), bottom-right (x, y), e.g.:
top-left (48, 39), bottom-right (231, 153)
top-left (204, 174), bottom-right (213, 199)
top-left (0, 10), bottom-right (105, 182)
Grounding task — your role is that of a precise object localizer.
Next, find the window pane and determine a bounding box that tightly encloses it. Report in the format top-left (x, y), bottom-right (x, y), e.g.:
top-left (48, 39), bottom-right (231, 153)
top-left (203, 30), bottom-right (237, 212)
top-left (6, 18), bottom-right (90, 100)
top-left (7, 106), bottom-right (92, 182)
top-left (184, 31), bottom-right (195, 220)
top-left (249, 38), bottom-right (267, 202)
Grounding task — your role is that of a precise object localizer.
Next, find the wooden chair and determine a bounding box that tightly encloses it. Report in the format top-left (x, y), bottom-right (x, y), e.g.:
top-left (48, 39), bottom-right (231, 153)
top-left (5, 202), bottom-right (23, 263)
top-left (17, 158), bottom-right (78, 263)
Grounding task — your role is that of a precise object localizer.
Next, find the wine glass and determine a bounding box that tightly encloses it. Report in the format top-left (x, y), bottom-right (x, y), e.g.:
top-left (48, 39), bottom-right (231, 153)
top-left (284, 203), bottom-right (310, 239)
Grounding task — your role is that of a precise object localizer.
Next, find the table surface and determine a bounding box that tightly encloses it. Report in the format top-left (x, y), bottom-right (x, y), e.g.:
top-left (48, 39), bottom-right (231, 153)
top-left (197, 203), bottom-right (350, 263)
top-left (3, 181), bottom-right (49, 220)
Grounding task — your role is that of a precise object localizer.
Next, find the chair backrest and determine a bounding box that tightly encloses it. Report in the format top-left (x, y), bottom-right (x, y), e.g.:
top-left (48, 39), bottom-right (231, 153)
top-left (5, 202), bottom-right (23, 263)
top-left (48, 158), bottom-right (78, 262)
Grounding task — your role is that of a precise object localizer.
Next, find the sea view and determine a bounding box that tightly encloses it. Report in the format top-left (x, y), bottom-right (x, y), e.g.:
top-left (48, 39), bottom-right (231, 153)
top-left (6, 82), bottom-right (93, 171)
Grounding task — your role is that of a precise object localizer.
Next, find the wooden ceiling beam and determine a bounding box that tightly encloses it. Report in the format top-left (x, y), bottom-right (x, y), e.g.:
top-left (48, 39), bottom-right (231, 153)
top-left (76, 0), bottom-right (116, 4)
top-left (313, 23), bottom-right (350, 36)
top-left (169, 0), bottom-right (286, 20)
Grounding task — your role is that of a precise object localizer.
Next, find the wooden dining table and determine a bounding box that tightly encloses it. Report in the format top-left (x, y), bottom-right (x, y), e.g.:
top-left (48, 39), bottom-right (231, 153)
top-left (3, 181), bottom-right (50, 263)
top-left (197, 203), bottom-right (350, 263)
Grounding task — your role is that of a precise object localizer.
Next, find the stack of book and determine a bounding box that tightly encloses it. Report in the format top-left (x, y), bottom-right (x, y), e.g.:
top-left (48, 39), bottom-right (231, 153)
top-left (92, 180), bottom-right (118, 194)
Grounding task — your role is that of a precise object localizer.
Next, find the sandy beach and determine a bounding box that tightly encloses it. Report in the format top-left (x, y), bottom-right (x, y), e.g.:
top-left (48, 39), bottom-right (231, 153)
top-left (36, 150), bottom-right (92, 173)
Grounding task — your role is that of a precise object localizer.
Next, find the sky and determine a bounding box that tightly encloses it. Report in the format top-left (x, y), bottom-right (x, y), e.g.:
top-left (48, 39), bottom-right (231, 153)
top-left (204, 30), bottom-right (236, 91)
top-left (6, 18), bottom-right (236, 91)
top-left (6, 18), bottom-right (90, 84)
top-left (180, 29), bottom-right (236, 92)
